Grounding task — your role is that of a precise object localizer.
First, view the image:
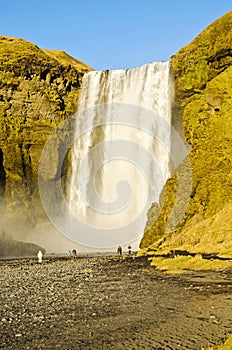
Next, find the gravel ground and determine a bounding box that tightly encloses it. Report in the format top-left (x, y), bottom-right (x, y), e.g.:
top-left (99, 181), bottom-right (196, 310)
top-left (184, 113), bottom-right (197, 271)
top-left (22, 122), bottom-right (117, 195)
top-left (0, 256), bottom-right (232, 350)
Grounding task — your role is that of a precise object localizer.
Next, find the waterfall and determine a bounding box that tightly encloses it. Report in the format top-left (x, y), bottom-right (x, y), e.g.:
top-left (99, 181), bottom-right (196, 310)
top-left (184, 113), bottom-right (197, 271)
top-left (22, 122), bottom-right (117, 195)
top-left (66, 61), bottom-right (174, 248)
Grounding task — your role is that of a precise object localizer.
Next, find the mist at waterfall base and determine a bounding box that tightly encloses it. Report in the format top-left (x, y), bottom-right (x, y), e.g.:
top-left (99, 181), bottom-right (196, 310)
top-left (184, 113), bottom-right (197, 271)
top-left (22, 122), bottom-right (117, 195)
top-left (38, 61), bottom-right (189, 252)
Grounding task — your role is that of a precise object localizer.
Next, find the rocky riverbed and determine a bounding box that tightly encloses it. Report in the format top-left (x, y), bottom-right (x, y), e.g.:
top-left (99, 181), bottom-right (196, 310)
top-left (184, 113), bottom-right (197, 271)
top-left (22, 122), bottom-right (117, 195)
top-left (0, 256), bottom-right (232, 350)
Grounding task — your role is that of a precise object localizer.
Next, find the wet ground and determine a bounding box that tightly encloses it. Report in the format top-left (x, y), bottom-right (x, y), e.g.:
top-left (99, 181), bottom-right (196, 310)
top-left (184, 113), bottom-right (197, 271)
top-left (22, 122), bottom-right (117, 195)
top-left (0, 256), bottom-right (232, 350)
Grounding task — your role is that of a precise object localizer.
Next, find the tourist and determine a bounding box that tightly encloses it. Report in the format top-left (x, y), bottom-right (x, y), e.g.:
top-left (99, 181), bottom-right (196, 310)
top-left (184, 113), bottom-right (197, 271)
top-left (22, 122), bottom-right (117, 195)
top-left (37, 250), bottom-right (43, 264)
top-left (128, 245), bottom-right (132, 255)
top-left (68, 250), bottom-right (72, 258)
top-left (72, 249), bottom-right (77, 260)
top-left (117, 246), bottom-right (122, 256)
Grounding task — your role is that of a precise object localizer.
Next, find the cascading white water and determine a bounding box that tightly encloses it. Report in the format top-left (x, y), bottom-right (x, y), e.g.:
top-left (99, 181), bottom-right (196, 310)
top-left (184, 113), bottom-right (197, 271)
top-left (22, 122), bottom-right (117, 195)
top-left (66, 61), bottom-right (174, 247)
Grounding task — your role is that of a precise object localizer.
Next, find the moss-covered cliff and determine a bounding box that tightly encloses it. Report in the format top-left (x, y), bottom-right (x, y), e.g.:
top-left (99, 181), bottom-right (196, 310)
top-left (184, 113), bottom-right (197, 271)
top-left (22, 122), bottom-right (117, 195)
top-left (0, 36), bottom-right (92, 223)
top-left (140, 11), bottom-right (232, 258)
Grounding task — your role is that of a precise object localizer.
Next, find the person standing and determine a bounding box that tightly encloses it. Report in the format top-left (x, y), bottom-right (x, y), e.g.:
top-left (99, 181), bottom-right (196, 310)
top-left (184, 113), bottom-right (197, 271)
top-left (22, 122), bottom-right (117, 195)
top-left (128, 245), bottom-right (132, 255)
top-left (72, 249), bottom-right (77, 260)
top-left (37, 250), bottom-right (43, 264)
top-left (117, 246), bottom-right (122, 256)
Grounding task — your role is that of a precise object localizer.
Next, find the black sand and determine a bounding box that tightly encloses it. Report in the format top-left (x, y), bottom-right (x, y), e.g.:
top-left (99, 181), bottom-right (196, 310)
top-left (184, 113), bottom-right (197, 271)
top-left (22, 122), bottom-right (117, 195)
top-left (0, 256), bottom-right (232, 349)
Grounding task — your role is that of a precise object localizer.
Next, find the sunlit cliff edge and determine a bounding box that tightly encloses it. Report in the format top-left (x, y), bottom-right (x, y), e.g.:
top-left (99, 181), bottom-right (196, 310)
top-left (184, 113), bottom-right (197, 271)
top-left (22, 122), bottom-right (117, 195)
top-left (140, 11), bottom-right (232, 266)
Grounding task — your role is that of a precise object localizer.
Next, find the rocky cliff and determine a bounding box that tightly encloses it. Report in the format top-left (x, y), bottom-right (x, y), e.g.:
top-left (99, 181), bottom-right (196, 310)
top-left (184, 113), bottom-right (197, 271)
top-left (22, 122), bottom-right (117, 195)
top-left (0, 36), bottom-right (92, 255)
top-left (0, 231), bottom-right (45, 257)
top-left (140, 11), bottom-right (232, 258)
top-left (0, 36), bottom-right (92, 223)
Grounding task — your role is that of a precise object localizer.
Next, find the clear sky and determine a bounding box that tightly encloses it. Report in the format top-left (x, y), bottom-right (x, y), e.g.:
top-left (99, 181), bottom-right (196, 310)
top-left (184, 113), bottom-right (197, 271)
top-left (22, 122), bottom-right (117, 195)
top-left (0, 1), bottom-right (231, 70)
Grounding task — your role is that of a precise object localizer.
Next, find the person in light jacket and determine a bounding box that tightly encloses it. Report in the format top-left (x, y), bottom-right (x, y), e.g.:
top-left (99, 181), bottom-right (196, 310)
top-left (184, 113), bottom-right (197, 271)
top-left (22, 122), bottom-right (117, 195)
top-left (37, 250), bottom-right (43, 263)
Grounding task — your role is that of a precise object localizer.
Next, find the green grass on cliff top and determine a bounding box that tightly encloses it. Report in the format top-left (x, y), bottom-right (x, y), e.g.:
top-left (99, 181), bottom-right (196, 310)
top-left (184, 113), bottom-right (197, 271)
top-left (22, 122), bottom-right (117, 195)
top-left (43, 49), bottom-right (92, 72)
top-left (172, 10), bottom-right (232, 94)
top-left (0, 36), bottom-right (92, 72)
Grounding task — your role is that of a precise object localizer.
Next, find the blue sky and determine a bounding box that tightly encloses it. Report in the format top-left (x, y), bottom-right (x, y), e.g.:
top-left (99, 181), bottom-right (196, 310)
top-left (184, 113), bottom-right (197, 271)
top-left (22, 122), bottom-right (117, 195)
top-left (0, 1), bottom-right (231, 70)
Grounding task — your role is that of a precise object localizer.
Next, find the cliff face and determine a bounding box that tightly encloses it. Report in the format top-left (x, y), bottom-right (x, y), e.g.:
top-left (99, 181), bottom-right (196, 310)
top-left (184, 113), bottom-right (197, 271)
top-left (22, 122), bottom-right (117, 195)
top-left (141, 11), bottom-right (232, 257)
top-left (0, 36), bottom-right (92, 223)
top-left (0, 231), bottom-right (45, 257)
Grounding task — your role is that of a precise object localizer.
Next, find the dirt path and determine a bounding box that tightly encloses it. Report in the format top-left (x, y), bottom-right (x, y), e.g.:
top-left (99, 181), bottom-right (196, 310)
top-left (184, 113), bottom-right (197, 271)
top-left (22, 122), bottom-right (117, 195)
top-left (0, 256), bottom-right (232, 349)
